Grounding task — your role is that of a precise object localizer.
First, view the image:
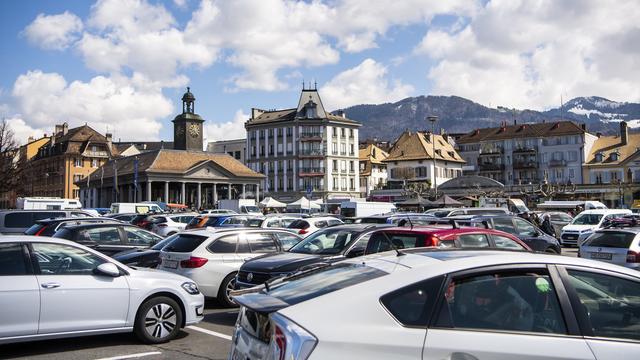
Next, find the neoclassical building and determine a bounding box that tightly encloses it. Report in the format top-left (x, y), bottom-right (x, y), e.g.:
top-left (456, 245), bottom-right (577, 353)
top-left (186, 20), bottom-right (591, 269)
top-left (78, 88), bottom-right (264, 209)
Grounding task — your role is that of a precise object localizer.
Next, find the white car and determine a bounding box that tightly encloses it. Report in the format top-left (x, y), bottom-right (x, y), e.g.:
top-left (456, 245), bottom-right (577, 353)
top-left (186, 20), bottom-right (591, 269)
top-left (200, 209), bottom-right (238, 215)
top-left (159, 228), bottom-right (302, 307)
top-left (255, 216), bottom-right (301, 229)
top-left (151, 213), bottom-right (197, 237)
top-left (579, 224), bottom-right (640, 269)
top-left (287, 216), bottom-right (344, 237)
top-left (230, 249), bottom-right (640, 360)
top-left (0, 236), bottom-right (204, 345)
top-left (560, 209), bottom-right (632, 246)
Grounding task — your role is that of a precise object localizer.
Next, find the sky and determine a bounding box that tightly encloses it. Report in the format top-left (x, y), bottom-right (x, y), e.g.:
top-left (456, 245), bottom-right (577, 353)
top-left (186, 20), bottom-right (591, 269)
top-left (1, 0), bottom-right (639, 144)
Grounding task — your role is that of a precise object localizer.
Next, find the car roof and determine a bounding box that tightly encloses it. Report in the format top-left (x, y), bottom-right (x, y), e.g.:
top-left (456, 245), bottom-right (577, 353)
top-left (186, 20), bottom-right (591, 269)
top-left (35, 216), bottom-right (110, 223)
top-left (56, 222), bottom-right (137, 230)
top-left (578, 209), bottom-right (632, 214)
top-left (298, 216), bottom-right (343, 222)
top-left (182, 227), bottom-right (301, 237)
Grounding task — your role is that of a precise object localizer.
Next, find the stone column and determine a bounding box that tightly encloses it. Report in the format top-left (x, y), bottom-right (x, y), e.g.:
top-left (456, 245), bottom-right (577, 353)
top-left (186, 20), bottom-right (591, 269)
top-left (213, 183), bottom-right (218, 207)
top-left (228, 183), bottom-right (232, 199)
top-left (146, 180), bottom-right (153, 201)
top-left (242, 184), bottom-right (246, 199)
top-left (256, 184), bottom-right (260, 202)
top-left (197, 182), bottom-right (202, 209)
top-left (181, 182), bottom-right (186, 204)
top-left (164, 181), bottom-right (170, 203)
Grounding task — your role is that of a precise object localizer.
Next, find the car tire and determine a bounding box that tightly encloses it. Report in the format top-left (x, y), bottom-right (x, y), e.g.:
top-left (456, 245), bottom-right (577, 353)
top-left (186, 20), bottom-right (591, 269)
top-left (218, 272), bottom-right (238, 308)
top-left (134, 296), bottom-right (183, 344)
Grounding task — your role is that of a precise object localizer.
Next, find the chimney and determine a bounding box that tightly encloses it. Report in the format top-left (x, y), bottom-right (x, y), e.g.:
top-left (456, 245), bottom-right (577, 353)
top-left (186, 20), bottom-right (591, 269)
top-left (27, 136), bottom-right (34, 143)
top-left (373, 148), bottom-right (377, 158)
top-left (54, 124), bottom-right (63, 135)
top-left (581, 123), bottom-right (586, 131)
top-left (251, 108), bottom-right (265, 120)
top-left (105, 132), bottom-right (113, 151)
top-left (334, 110), bottom-right (346, 118)
top-left (596, 132), bottom-right (602, 138)
top-left (62, 122), bottom-right (69, 135)
top-left (620, 121), bottom-right (628, 146)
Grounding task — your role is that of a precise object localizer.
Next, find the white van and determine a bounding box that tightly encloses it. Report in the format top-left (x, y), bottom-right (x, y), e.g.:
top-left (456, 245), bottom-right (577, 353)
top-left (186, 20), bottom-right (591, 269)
top-left (560, 208), bottom-right (632, 246)
top-left (109, 202), bottom-right (163, 214)
top-left (16, 197), bottom-right (82, 210)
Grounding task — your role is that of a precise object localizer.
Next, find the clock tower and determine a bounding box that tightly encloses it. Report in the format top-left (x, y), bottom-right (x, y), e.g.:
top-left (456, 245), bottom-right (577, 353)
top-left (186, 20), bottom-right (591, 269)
top-left (173, 87), bottom-right (205, 151)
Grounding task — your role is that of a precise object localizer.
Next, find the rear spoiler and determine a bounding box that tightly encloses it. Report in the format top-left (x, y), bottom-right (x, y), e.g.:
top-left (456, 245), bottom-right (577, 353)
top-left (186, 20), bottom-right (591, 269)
top-left (233, 293), bottom-right (290, 314)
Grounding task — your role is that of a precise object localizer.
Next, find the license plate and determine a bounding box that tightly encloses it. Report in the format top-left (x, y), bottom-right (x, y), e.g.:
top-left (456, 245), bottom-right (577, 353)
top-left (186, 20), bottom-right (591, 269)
top-left (163, 260), bottom-right (178, 269)
top-left (565, 235), bottom-right (577, 240)
top-left (590, 252), bottom-right (613, 260)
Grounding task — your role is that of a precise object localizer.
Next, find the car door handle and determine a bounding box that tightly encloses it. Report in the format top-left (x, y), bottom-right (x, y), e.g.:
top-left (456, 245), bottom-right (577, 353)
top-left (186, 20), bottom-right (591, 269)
top-left (41, 282), bottom-right (61, 289)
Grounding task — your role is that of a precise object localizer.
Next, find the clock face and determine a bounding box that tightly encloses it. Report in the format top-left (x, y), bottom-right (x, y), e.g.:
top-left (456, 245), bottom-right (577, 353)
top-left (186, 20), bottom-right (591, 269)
top-left (189, 123), bottom-right (200, 137)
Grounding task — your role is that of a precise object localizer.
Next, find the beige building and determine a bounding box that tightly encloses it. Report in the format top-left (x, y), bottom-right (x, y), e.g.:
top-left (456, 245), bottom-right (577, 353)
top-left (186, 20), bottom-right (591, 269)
top-left (359, 144), bottom-right (388, 197)
top-left (244, 87), bottom-right (361, 201)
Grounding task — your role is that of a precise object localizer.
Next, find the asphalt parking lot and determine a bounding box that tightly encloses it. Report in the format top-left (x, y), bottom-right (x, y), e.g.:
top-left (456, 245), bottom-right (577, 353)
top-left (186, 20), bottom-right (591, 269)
top-left (2, 248), bottom-right (580, 360)
top-left (1, 300), bottom-right (237, 360)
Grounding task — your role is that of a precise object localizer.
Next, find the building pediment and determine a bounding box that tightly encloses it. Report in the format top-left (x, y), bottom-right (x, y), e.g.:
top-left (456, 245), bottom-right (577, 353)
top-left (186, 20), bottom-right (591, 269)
top-left (184, 160), bottom-right (235, 180)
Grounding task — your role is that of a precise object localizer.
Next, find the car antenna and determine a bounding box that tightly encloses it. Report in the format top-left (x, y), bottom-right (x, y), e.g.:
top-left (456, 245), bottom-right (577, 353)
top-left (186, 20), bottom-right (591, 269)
top-left (449, 219), bottom-right (458, 229)
top-left (383, 233), bottom-right (405, 257)
top-left (406, 216), bottom-right (414, 230)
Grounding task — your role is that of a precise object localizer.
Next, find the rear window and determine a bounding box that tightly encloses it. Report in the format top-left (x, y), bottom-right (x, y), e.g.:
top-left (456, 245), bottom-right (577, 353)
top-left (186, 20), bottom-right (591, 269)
top-left (584, 232), bottom-right (637, 248)
top-left (163, 234), bottom-right (209, 252)
top-left (358, 217), bottom-right (387, 224)
top-left (289, 220), bottom-right (310, 229)
top-left (267, 263), bottom-right (388, 305)
top-left (5, 212), bottom-right (65, 228)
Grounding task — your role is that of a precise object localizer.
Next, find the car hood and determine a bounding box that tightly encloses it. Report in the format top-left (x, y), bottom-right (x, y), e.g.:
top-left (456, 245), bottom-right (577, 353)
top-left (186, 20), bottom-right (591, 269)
top-left (563, 224), bottom-right (597, 232)
top-left (128, 267), bottom-right (192, 283)
top-left (240, 252), bottom-right (331, 273)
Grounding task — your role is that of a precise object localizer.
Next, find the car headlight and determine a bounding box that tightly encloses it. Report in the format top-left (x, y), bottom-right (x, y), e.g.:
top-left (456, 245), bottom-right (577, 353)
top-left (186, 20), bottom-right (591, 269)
top-left (181, 281), bottom-right (200, 295)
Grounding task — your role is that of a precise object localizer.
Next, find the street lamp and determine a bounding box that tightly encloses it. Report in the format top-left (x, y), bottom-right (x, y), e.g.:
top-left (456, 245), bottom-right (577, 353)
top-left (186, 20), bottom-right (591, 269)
top-left (427, 115), bottom-right (438, 198)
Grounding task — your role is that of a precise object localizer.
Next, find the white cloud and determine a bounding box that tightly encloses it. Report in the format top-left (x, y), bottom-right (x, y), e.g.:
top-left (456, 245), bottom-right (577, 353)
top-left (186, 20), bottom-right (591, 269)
top-left (416, 0), bottom-right (640, 108)
top-left (9, 70), bottom-right (173, 142)
top-left (320, 58), bottom-right (414, 109)
top-left (204, 110), bottom-right (249, 142)
top-left (4, 117), bottom-right (45, 145)
top-left (22, 11), bottom-right (83, 50)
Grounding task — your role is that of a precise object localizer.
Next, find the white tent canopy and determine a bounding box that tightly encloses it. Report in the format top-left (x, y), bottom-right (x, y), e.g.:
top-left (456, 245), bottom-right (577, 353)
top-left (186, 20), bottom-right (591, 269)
top-left (259, 197), bottom-right (286, 208)
top-left (287, 196), bottom-right (321, 210)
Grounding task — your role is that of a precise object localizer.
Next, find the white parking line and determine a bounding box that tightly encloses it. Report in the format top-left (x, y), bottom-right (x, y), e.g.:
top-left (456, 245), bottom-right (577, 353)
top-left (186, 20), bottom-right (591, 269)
top-left (95, 351), bottom-right (162, 360)
top-left (187, 325), bottom-right (233, 340)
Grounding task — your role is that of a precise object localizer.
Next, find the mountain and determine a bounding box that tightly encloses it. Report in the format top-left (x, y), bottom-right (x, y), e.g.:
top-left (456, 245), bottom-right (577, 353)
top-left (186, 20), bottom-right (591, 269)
top-left (339, 95), bottom-right (640, 141)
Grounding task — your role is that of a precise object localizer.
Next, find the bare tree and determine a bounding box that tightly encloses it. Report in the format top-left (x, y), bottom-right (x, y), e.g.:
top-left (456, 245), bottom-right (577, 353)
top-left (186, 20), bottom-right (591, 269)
top-left (0, 120), bottom-right (21, 194)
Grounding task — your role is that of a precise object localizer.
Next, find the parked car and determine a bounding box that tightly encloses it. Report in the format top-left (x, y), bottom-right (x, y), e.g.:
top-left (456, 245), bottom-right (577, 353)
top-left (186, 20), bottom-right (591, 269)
top-left (357, 213), bottom-right (436, 225)
top-left (448, 214), bottom-right (561, 253)
top-left (250, 216), bottom-right (303, 229)
top-left (185, 214), bottom-right (265, 230)
top-left (158, 228), bottom-right (302, 306)
top-left (236, 223), bottom-right (529, 291)
top-left (109, 202), bottom-right (163, 214)
top-left (0, 209), bottom-right (93, 235)
top-left (0, 236), bottom-right (203, 345)
top-left (112, 235), bottom-right (177, 268)
top-left (200, 209), bottom-right (238, 215)
top-left (130, 214), bottom-right (158, 230)
top-left (24, 217), bottom-right (124, 237)
top-left (52, 223), bottom-right (164, 256)
top-left (150, 213), bottom-right (197, 237)
top-left (230, 249), bottom-right (640, 360)
top-left (578, 219), bottom-right (640, 269)
top-left (560, 209), bottom-right (632, 246)
top-left (534, 211), bottom-right (573, 238)
top-left (105, 212), bottom-right (139, 222)
top-left (424, 207), bottom-right (512, 217)
top-left (287, 216), bottom-right (344, 237)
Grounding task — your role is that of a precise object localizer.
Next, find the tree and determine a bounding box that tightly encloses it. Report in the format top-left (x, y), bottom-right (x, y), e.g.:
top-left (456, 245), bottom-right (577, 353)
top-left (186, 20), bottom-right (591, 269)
top-left (0, 120), bottom-right (21, 195)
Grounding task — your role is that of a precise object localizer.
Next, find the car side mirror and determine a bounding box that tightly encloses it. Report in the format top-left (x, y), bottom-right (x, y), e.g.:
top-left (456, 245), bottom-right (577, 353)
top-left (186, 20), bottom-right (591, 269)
top-left (95, 263), bottom-right (121, 277)
top-left (346, 248), bottom-right (365, 258)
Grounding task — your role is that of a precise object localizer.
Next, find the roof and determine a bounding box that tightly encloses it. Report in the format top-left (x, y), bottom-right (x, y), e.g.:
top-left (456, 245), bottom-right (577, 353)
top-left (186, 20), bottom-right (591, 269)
top-left (113, 141), bottom-right (174, 152)
top-left (584, 132), bottom-right (640, 167)
top-left (457, 121), bottom-right (586, 144)
top-left (359, 144), bottom-right (389, 176)
top-left (84, 149), bottom-right (264, 183)
top-left (384, 131), bottom-right (465, 163)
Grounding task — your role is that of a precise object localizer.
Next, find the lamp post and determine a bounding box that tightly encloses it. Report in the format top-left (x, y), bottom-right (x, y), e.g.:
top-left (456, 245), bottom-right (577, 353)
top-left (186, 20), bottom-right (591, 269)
top-left (427, 115), bottom-right (438, 198)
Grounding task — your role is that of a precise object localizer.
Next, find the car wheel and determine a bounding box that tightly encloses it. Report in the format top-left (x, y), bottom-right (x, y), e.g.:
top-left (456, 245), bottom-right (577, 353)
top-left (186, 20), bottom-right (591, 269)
top-left (218, 272), bottom-right (238, 308)
top-left (134, 296), bottom-right (183, 344)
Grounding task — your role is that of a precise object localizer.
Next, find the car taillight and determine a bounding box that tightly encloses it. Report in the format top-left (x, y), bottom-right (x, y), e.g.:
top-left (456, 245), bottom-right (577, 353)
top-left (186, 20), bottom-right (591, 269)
top-left (273, 324), bottom-right (286, 360)
top-left (34, 226), bottom-right (47, 236)
top-left (158, 224), bottom-right (168, 228)
top-left (298, 229), bottom-right (308, 235)
top-left (180, 256), bottom-right (208, 268)
top-left (626, 251), bottom-right (640, 263)
top-left (267, 313), bottom-right (316, 360)
top-left (425, 234), bottom-right (441, 247)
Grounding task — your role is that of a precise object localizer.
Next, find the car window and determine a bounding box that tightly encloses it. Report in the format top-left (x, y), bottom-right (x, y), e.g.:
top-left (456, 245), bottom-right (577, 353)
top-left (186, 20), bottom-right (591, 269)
top-left (288, 220), bottom-right (310, 229)
top-left (207, 235), bottom-right (238, 253)
top-left (572, 213), bottom-right (602, 225)
top-left (381, 275), bottom-right (445, 327)
top-left (82, 227), bottom-right (122, 244)
top-left (514, 218), bottom-right (537, 236)
top-left (275, 233), bottom-right (301, 250)
top-left (125, 228), bottom-right (160, 246)
top-left (328, 219), bottom-right (343, 226)
top-left (0, 243), bottom-right (29, 275)
top-left (4, 213), bottom-right (34, 228)
top-left (32, 242), bottom-right (105, 275)
top-left (583, 232), bottom-right (636, 248)
top-left (492, 217), bottom-right (516, 234)
top-left (493, 235), bottom-right (526, 250)
top-left (246, 233), bottom-right (278, 253)
top-left (365, 232), bottom-right (422, 254)
top-left (457, 234), bottom-right (490, 248)
top-left (567, 270), bottom-right (640, 341)
top-left (289, 228), bottom-right (357, 255)
top-left (180, 216), bottom-right (194, 223)
top-left (266, 220), bottom-right (281, 228)
top-left (163, 234), bottom-right (209, 252)
top-left (347, 233), bottom-right (373, 255)
top-left (551, 214), bottom-right (572, 222)
top-left (435, 270), bottom-right (567, 334)
top-left (314, 220), bottom-right (328, 228)
top-left (281, 218), bottom-right (296, 227)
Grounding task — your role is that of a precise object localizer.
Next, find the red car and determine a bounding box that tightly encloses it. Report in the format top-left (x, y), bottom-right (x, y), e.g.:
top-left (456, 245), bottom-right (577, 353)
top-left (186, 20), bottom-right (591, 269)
top-left (365, 225), bottom-right (531, 254)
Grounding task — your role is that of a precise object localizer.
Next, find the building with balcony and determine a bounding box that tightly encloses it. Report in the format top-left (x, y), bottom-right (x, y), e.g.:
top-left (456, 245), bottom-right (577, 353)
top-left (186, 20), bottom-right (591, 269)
top-left (383, 130), bottom-right (465, 189)
top-left (244, 86), bottom-right (361, 201)
top-left (359, 144), bottom-right (388, 197)
top-left (582, 121), bottom-right (640, 208)
top-left (457, 121), bottom-right (597, 185)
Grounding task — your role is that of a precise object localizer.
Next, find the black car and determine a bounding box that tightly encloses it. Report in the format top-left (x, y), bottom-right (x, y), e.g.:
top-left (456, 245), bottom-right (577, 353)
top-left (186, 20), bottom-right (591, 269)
top-left (448, 214), bottom-right (561, 253)
top-left (112, 235), bottom-right (177, 268)
top-left (24, 217), bottom-right (124, 237)
top-left (235, 224), bottom-right (391, 289)
top-left (53, 223), bottom-right (164, 256)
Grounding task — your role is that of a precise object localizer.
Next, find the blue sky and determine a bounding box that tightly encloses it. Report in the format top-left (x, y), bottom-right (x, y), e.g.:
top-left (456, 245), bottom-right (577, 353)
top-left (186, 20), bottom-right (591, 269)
top-left (1, 0), bottom-right (638, 143)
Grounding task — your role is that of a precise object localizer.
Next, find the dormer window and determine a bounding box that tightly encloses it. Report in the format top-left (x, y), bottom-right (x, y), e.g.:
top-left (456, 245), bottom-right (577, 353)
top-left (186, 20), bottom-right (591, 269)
top-left (595, 152), bottom-right (603, 162)
top-left (304, 100), bottom-right (317, 118)
top-left (611, 152), bottom-right (619, 161)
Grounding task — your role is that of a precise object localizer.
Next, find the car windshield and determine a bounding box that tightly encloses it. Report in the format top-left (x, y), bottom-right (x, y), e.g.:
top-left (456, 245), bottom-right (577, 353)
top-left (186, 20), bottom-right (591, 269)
top-left (572, 213), bottom-right (603, 225)
top-left (289, 228), bottom-right (360, 254)
top-left (267, 263), bottom-right (388, 306)
top-left (244, 206), bottom-right (261, 213)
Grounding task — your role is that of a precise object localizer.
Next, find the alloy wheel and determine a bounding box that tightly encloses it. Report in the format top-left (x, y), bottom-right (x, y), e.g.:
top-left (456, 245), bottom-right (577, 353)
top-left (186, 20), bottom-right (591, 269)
top-left (144, 303), bottom-right (177, 339)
